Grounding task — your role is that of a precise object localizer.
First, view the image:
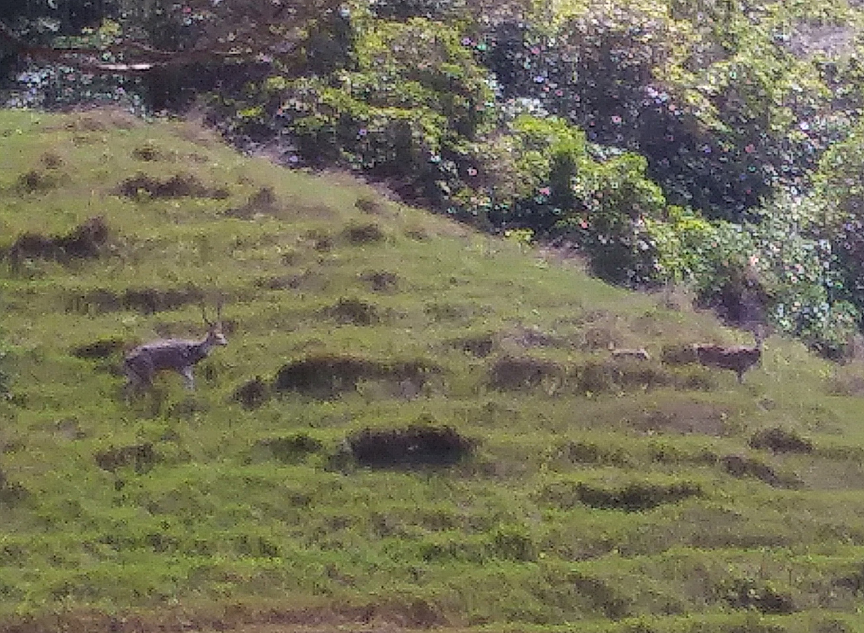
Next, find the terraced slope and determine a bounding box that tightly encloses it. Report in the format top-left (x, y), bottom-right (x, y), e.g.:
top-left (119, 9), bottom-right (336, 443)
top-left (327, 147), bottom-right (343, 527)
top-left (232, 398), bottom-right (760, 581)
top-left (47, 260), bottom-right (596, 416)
top-left (2, 109), bottom-right (864, 632)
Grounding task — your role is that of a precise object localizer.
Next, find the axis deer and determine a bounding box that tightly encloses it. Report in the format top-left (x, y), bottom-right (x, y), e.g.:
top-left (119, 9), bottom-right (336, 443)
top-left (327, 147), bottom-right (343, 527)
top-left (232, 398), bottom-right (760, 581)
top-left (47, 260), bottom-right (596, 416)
top-left (693, 332), bottom-right (763, 383)
top-left (609, 344), bottom-right (651, 360)
top-left (124, 303), bottom-right (227, 395)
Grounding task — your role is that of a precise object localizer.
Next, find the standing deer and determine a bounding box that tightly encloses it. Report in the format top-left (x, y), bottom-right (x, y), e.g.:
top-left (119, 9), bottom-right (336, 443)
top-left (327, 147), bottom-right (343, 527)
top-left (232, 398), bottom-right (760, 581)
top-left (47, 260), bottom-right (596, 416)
top-left (693, 332), bottom-right (763, 383)
top-left (609, 344), bottom-right (651, 360)
top-left (124, 303), bottom-right (227, 395)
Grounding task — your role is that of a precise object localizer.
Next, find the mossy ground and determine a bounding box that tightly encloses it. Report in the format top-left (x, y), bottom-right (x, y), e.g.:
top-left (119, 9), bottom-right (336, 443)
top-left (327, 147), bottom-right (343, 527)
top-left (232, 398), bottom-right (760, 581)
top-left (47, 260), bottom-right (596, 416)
top-left (1, 108), bottom-right (864, 632)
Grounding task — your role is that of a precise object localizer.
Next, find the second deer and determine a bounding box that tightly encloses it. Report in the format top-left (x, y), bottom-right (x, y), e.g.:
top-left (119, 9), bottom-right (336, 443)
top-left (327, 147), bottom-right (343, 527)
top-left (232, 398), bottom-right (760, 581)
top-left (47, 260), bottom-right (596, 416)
top-left (693, 333), bottom-right (763, 383)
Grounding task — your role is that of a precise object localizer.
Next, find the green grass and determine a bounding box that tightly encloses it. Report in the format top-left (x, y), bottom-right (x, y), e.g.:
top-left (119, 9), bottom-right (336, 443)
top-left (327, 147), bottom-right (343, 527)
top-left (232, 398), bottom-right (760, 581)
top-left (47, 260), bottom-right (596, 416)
top-left (2, 107), bottom-right (864, 632)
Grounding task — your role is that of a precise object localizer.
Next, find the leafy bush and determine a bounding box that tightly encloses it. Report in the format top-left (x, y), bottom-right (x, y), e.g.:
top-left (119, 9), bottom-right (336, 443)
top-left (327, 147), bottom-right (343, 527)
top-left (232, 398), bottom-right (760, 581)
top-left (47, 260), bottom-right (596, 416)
top-left (461, 114), bottom-right (668, 286)
top-left (481, 1), bottom-right (858, 223)
top-left (816, 122), bottom-right (864, 333)
top-left (214, 16), bottom-right (495, 204)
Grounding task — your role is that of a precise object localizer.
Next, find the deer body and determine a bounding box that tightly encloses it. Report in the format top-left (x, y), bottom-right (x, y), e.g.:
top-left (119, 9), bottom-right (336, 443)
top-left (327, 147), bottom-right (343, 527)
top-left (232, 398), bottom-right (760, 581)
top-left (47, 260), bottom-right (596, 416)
top-left (611, 348), bottom-right (651, 360)
top-left (124, 305), bottom-right (227, 394)
top-left (694, 341), bottom-right (761, 383)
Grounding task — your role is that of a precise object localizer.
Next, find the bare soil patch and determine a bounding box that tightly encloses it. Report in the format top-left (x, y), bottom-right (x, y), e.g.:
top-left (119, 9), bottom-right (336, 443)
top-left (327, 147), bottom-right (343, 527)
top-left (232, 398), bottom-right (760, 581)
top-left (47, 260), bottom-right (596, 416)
top-left (540, 479), bottom-right (702, 512)
top-left (118, 172), bottom-right (229, 199)
top-left (94, 443), bottom-right (157, 474)
top-left (70, 337), bottom-right (126, 360)
top-left (488, 355), bottom-right (563, 391)
top-left (749, 427), bottom-right (813, 454)
top-left (5, 216), bottom-right (109, 267)
top-left (273, 354), bottom-right (441, 399)
top-left (324, 297), bottom-right (380, 325)
top-left (225, 186), bottom-right (281, 219)
top-left (720, 454), bottom-right (801, 488)
top-left (66, 286), bottom-right (205, 315)
top-left (349, 425), bottom-right (475, 467)
top-left (360, 270), bottom-right (399, 293)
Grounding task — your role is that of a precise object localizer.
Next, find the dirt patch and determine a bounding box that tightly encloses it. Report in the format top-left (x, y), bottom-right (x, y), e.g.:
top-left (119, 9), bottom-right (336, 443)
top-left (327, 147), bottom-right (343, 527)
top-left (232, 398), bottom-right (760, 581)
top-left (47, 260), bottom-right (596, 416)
top-left (131, 143), bottom-right (174, 162)
top-left (355, 195), bottom-right (388, 215)
top-left (718, 577), bottom-right (797, 614)
top-left (94, 443), bottom-right (157, 474)
top-left (349, 424), bottom-right (475, 467)
top-left (342, 221), bottom-right (386, 245)
top-left (254, 272), bottom-right (326, 292)
top-left (6, 216), bottom-right (109, 267)
top-left (70, 337), bottom-right (126, 360)
top-left (66, 286), bottom-right (205, 315)
top-left (448, 333), bottom-right (496, 357)
top-left (117, 172), bottom-right (229, 200)
top-left (563, 441), bottom-right (631, 467)
top-left (360, 270), bottom-right (399, 293)
top-left (324, 297), bottom-right (380, 325)
top-left (231, 376), bottom-right (270, 409)
top-left (225, 186), bottom-right (281, 219)
top-left (273, 354), bottom-right (440, 400)
top-left (15, 167), bottom-right (67, 195)
top-left (424, 302), bottom-right (474, 323)
top-left (488, 355), bottom-right (563, 391)
top-left (749, 427), bottom-right (813, 454)
top-left (40, 152), bottom-right (64, 169)
top-left (252, 433), bottom-right (324, 463)
top-left (303, 228), bottom-right (333, 252)
top-left (720, 454), bottom-right (801, 488)
top-left (0, 465), bottom-right (26, 505)
top-left (540, 479), bottom-right (702, 512)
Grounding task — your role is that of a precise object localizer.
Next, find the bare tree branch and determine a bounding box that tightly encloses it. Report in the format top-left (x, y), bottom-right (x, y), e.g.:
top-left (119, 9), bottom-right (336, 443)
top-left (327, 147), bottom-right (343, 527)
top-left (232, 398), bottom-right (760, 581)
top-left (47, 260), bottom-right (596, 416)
top-left (1, 0), bottom-right (344, 75)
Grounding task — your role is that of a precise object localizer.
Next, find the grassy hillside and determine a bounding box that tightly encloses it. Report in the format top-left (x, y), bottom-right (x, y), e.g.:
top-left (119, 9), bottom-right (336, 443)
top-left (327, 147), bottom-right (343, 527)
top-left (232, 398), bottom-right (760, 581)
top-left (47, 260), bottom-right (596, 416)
top-left (2, 108), bottom-right (864, 632)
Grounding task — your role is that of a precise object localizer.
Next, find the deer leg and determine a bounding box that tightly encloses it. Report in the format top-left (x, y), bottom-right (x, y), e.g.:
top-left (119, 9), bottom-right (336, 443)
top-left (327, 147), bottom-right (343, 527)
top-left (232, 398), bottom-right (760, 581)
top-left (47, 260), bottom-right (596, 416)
top-left (180, 367), bottom-right (195, 390)
top-left (123, 356), bottom-right (154, 399)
